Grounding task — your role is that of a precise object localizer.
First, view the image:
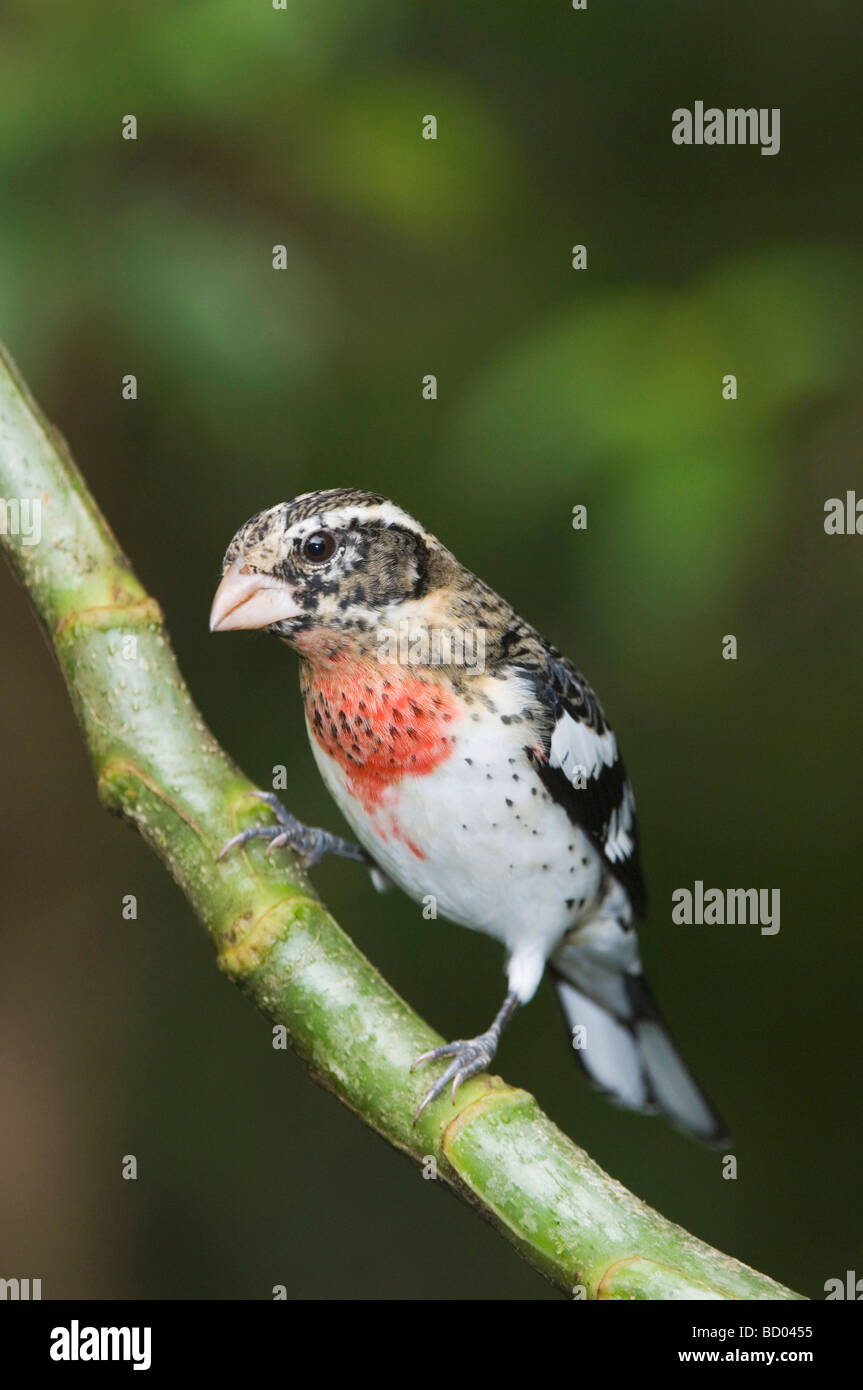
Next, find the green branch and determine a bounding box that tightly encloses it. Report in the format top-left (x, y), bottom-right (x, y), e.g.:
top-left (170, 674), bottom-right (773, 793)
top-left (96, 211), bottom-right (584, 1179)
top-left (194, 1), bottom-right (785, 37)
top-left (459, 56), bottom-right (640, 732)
top-left (0, 340), bottom-right (802, 1300)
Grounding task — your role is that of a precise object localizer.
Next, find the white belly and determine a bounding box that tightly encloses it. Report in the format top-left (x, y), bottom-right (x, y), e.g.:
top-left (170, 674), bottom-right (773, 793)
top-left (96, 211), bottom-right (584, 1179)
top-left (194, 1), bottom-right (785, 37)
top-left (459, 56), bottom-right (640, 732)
top-left (306, 708), bottom-right (605, 971)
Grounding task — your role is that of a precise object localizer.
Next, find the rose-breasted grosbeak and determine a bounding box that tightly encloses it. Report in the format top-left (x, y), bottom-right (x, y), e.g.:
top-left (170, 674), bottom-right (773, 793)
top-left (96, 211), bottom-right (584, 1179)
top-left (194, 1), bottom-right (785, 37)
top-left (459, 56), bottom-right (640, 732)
top-left (210, 488), bottom-right (727, 1145)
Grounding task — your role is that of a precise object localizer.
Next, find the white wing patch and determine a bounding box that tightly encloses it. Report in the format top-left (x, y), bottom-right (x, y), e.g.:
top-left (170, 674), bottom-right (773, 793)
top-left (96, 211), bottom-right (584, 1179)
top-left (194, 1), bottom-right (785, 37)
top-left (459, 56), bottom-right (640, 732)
top-left (548, 710), bottom-right (635, 863)
top-left (604, 782), bottom-right (636, 863)
top-left (549, 709), bottom-right (617, 781)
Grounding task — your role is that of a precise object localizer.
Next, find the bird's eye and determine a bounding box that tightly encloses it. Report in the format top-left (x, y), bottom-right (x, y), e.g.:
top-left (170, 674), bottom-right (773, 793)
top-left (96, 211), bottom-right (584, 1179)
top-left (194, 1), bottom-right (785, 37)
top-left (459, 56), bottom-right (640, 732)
top-left (301, 530), bottom-right (337, 563)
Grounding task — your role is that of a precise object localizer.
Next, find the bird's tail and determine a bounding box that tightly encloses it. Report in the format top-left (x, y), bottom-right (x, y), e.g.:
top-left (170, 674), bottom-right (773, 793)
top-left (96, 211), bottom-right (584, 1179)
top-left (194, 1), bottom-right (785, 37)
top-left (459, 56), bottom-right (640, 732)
top-left (550, 954), bottom-right (729, 1148)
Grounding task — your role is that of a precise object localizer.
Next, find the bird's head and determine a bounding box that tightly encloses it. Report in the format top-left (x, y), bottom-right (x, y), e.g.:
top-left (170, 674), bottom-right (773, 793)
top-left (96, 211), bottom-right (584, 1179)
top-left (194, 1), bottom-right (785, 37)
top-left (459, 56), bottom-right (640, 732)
top-left (209, 488), bottom-right (457, 660)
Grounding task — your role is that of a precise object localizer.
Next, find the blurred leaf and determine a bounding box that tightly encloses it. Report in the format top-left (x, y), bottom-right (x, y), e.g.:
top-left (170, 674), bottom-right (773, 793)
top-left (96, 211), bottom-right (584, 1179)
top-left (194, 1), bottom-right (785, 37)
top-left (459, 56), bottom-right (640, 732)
top-left (447, 246), bottom-right (863, 616)
top-left (296, 73), bottom-right (522, 246)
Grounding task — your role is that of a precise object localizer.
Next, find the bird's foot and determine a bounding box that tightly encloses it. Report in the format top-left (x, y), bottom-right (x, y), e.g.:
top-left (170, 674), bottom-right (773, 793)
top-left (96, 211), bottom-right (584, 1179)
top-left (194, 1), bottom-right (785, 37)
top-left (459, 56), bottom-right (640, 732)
top-left (411, 1031), bottom-right (499, 1121)
top-left (217, 791), bottom-right (376, 872)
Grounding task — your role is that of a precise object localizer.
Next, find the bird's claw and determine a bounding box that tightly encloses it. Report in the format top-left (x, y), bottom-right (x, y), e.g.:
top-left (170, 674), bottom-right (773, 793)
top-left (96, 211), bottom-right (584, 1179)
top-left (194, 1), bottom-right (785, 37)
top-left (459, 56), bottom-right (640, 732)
top-left (411, 1032), bottom-right (498, 1122)
top-left (217, 790), bottom-right (374, 871)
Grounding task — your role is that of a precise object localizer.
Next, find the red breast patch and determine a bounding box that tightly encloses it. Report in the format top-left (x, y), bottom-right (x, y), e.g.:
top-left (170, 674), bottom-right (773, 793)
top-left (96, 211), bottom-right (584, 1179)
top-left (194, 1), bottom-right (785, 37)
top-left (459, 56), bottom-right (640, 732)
top-left (301, 655), bottom-right (460, 813)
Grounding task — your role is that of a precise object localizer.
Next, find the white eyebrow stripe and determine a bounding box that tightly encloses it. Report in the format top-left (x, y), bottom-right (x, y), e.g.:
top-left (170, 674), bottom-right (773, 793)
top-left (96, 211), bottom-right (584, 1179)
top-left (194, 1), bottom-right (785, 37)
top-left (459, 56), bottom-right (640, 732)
top-left (292, 502), bottom-right (429, 538)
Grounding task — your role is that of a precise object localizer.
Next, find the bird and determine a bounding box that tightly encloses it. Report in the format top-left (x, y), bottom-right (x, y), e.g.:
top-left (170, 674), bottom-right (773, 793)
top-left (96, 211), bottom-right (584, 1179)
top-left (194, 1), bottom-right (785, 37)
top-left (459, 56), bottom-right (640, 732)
top-left (209, 488), bottom-right (728, 1145)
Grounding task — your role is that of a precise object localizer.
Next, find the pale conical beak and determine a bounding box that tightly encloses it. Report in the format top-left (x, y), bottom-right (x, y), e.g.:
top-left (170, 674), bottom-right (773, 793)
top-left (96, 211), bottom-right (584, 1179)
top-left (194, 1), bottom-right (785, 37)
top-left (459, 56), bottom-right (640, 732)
top-left (209, 560), bottom-right (301, 632)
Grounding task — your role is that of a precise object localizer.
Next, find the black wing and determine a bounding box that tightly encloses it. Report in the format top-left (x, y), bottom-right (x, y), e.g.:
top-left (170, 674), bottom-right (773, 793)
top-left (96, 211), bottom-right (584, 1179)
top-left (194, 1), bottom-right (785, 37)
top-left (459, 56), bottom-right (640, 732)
top-left (520, 653), bottom-right (646, 919)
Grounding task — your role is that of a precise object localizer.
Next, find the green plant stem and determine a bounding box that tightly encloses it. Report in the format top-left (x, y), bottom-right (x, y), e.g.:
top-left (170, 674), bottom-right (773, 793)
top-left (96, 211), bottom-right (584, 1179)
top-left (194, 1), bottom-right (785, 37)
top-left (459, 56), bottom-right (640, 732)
top-left (0, 340), bottom-right (803, 1300)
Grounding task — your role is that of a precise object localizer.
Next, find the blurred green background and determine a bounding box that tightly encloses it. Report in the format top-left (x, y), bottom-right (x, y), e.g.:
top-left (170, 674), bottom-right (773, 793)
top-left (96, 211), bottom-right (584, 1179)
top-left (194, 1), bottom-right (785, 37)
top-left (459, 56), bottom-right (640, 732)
top-left (1, 0), bottom-right (861, 1300)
